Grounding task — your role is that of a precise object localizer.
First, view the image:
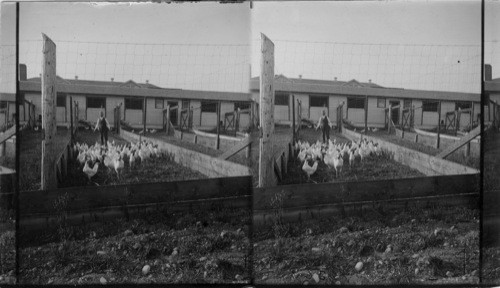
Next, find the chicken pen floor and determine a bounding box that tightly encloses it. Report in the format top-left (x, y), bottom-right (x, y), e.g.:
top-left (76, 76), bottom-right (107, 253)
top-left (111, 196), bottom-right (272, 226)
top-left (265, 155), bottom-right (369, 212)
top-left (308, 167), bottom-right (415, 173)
top-left (281, 128), bottom-right (425, 185)
top-left (19, 128), bottom-right (71, 191)
top-left (19, 206), bottom-right (251, 284)
top-left (61, 129), bottom-right (207, 188)
top-left (254, 205), bottom-right (479, 285)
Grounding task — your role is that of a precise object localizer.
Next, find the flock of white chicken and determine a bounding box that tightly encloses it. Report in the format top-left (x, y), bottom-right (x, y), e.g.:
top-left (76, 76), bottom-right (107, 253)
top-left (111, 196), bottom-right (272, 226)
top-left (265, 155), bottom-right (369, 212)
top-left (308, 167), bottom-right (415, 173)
top-left (295, 138), bottom-right (384, 181)
top-left (75, 140), bottom-right (162, 184)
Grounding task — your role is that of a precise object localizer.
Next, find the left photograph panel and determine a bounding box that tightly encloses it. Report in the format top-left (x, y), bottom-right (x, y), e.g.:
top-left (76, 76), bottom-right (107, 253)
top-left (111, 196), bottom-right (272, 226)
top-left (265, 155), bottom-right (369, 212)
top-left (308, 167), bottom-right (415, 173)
top-left (16, 2), bottom-right (252, 284)
top-left (0, 2), bottom-right (16, 285)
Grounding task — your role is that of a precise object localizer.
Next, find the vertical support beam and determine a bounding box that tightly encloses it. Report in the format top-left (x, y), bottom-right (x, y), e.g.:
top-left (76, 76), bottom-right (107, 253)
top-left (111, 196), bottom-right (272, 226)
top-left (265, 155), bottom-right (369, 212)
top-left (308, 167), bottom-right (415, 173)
top-left (259, 33), bottom-right (275, 188)
top-left (437, 101), bottom-right (442, 149)
top-left (166, 105), bottom-right (171, 135)
top-left (216, 101), bottom-right (221, 150)
top-left (41, 33), bottom-right (57, 190)
top-left (388, 104), bottom-right (392, 134)
top-left (70, 96), bottom-right (73, 141)
top-left (143, 97), bottom-right (147, 134)
top-left (292, 94), bottom-right (295, 142)
top-left (364, 95), bottom-right (368, 135)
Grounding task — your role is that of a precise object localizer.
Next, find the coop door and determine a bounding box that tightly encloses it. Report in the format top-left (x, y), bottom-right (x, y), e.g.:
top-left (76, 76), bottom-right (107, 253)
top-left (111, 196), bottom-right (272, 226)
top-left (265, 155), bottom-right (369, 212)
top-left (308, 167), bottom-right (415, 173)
top-left (389, 100), bottom-right (400, 124)
top-left (168, 101), bottom-right (179, 126)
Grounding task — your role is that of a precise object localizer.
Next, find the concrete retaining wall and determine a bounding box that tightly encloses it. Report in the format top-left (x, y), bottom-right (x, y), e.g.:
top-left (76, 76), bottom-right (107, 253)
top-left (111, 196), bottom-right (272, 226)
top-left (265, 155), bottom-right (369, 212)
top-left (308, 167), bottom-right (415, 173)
top-left (394, 128), bottom-right (480, 158)
top-left (120, 129), bottom-right (252, 178)
top-left (343, 128), bottom-right (479, 176)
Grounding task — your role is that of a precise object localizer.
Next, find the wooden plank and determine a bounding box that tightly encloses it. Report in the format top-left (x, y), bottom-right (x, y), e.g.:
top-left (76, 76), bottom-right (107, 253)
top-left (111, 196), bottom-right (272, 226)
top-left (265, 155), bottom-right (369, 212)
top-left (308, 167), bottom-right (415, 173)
top-left (254, 174), bottom-right (478, 211)
top-left (20, 176), bottom-right (252, 215)
top-left (0, 125), bottom-right (16, 144)
top-left (219, 136), bottom-right (252, 160)
top-left (41, 34), bottom-right (57, 190)
top-left (20, 195), bottom-right (251, 232)
top-left (259, 33), bottom-right (275, 188)
top-left (436, 125), bottom-right (482, 159)
top-left (364, 95), bottom-right (368, 135)
top-left (254, 192), bottom-right (478, 228)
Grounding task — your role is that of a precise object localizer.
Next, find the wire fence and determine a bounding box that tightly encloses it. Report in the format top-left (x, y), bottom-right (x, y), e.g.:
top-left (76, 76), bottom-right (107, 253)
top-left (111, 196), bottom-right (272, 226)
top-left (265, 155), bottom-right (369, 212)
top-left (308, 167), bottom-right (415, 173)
top-left (2, 39), bottom-right (250, 94)
top-left (251, 39), bottom-right (482, 94)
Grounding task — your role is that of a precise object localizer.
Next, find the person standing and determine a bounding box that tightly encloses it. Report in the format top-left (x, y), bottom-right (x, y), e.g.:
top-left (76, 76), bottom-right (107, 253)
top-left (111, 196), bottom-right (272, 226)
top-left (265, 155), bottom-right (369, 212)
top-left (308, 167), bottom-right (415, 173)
top-left (94, 111), bottom-right (110, 146)
top-left (316, 110), bottom-right (333, 143)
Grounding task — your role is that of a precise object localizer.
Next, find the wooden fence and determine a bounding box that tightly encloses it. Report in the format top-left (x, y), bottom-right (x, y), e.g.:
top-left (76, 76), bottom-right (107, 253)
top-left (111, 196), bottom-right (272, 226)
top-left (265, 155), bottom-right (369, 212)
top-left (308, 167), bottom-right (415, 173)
top-left (20, 176), bottom-right (252, 232)
top-left (254, 174), bottom-right (479, 228)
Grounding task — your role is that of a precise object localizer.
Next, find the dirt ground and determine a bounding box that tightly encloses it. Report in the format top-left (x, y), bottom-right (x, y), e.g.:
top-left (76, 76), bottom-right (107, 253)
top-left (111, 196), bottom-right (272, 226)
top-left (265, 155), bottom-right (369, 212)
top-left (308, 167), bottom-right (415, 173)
top-left (482, 130), bottom-right (500, 284)
top-left (281, 128), bottom-right (425, 185)
top-left (0, 221), bottom-right (15, 284)
top-left (62, 129), bottom-right (207, 188)
top-left (19, 206), bottom-right (251, 284)
top-left (19, 128), bottom-right (71, 191)
top-left (254, 205), bottom-right (479, 285)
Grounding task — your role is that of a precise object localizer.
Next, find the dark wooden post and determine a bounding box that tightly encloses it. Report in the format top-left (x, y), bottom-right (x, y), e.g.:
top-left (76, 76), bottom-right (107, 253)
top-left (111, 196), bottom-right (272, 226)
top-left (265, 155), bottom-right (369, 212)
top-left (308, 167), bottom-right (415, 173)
top-left (292, 94), bottom-right (296, 142)
top-left (41, 34), bottom-right (57, 190)
top-left (259, 33), bottom-right (275, 188)
top-left (70, 96), bottom-right (73, 141)
top-left (143, 97), bottom-right (147, 134)
top-left (166, 105), bottom-right (170, 135)
top-left (437, 101), bottom-right (442, 149)
top-left (364, 95), bottom-right (368, 134)
top-left (388, 104), bottom-right (392, 134)
top-left (216, 101), bottom-right (221, 150)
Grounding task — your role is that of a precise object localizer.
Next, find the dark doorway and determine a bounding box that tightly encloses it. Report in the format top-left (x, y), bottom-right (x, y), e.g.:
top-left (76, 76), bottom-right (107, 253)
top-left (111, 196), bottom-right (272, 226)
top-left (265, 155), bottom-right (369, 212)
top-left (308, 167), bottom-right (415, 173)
top-left (389, 100), bottom-right (400, 124)
top-left (168, 101), bottom-right (178, 126)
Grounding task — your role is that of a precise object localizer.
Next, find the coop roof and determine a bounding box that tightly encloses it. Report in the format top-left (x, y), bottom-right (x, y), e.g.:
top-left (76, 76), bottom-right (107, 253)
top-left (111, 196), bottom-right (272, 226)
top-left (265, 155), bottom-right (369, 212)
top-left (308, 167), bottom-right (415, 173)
top-left (0, 93), bottom-right (16, 102)
top-left (19, 77), bottom-right (252, 102)
top-left (250, 76), bottom-right (480, 102)
top-left (486, 78), bottom-right (500, 93)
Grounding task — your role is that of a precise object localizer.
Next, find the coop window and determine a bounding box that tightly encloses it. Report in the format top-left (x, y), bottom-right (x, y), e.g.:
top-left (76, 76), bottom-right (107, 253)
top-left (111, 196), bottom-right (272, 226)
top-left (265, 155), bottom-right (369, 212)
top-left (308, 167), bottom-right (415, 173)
top-left (87, 96), bottom-right (106, 109)
top-left (422, 101), bottom-right (438, 112)
top-left (181, 100), bottom-right (189, 109)
top-left (125, 98), bottom-right (143, 110)
top-left (455, 101), bottom-right (471, 111)
top-left (201, 102), bottom-right (217, 113)
top-left (377, 98), bottom-right (386, 108)
top-left (404, 99), bottom-right (412, 109)
top-left (347, 97), bottom-right (365, 109)
top-left (310, 95), bottom-right (328, 107)
top-left (275, 93), bottom-right (289, 106)
top-left (56, 93), bottom-right (66, 107)
top-left (0, 101), bottom-right (7, 109)
top-left (155, 99), bottom-right (164, 109)
top-left (234, 102), bottom-right (250, 111)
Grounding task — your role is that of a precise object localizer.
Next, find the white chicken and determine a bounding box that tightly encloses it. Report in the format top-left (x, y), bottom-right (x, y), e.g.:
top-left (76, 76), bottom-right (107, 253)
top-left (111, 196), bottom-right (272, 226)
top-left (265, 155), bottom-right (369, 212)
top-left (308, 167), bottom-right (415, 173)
top-left (83, 160), bottom-right (99, 180)
top-left (333, 153), bottom-right (343, 178)
top-left (302, 157), bottom-right (319, 181)
top-left (113, 156), bottom-right (124, 178)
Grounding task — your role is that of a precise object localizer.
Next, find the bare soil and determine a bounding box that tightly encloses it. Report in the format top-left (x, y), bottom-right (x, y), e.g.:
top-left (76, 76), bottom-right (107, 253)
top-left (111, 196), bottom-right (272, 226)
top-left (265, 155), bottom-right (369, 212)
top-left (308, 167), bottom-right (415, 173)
top-left (19, 206), bottom-right (251, 284)
top-left (19, 128), bottom-right (71, 191)
top-left (254, 205), bottom-right (479, 285)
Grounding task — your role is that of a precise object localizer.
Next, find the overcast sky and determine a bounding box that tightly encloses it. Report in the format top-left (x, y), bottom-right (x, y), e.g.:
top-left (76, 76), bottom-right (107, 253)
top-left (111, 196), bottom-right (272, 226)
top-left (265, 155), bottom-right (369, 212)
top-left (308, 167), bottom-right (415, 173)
top-left (251, 1), bottom-right (490, 94)
top-left (1, 2), bottom-right (251, 93)
top-left (1, 1), bottom-right (499, 95)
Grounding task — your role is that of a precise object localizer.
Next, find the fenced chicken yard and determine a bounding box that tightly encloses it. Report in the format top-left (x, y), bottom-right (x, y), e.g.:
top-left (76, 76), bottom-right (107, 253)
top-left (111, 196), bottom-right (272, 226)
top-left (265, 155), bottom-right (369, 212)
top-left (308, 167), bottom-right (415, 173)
top-left (251, 34), bottom-right (480, 285)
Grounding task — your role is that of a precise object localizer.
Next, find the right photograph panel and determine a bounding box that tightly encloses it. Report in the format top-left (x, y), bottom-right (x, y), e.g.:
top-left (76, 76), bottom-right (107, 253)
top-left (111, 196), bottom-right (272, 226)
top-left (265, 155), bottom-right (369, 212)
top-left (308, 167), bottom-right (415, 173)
top-left (251, 1), bottom-right (481, 285)
top-left (483, 0), bottom-right (500, 284)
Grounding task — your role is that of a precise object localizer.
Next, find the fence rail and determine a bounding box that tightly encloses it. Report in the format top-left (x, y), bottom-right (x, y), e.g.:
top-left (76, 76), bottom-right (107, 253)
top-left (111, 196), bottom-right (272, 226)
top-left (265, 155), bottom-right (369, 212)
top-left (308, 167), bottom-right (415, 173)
top-left (20, 176), bottom-right (252, 231)
top-left (254, 174), bottom-right (479, 227)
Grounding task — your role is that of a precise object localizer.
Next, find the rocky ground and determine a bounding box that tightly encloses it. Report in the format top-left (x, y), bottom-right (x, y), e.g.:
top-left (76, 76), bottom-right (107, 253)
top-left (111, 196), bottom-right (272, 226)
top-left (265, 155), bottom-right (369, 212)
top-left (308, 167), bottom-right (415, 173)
top-left (254, 205), bottom-right (479, 285)
top-left (19, 207), bottom-right (251, 284)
